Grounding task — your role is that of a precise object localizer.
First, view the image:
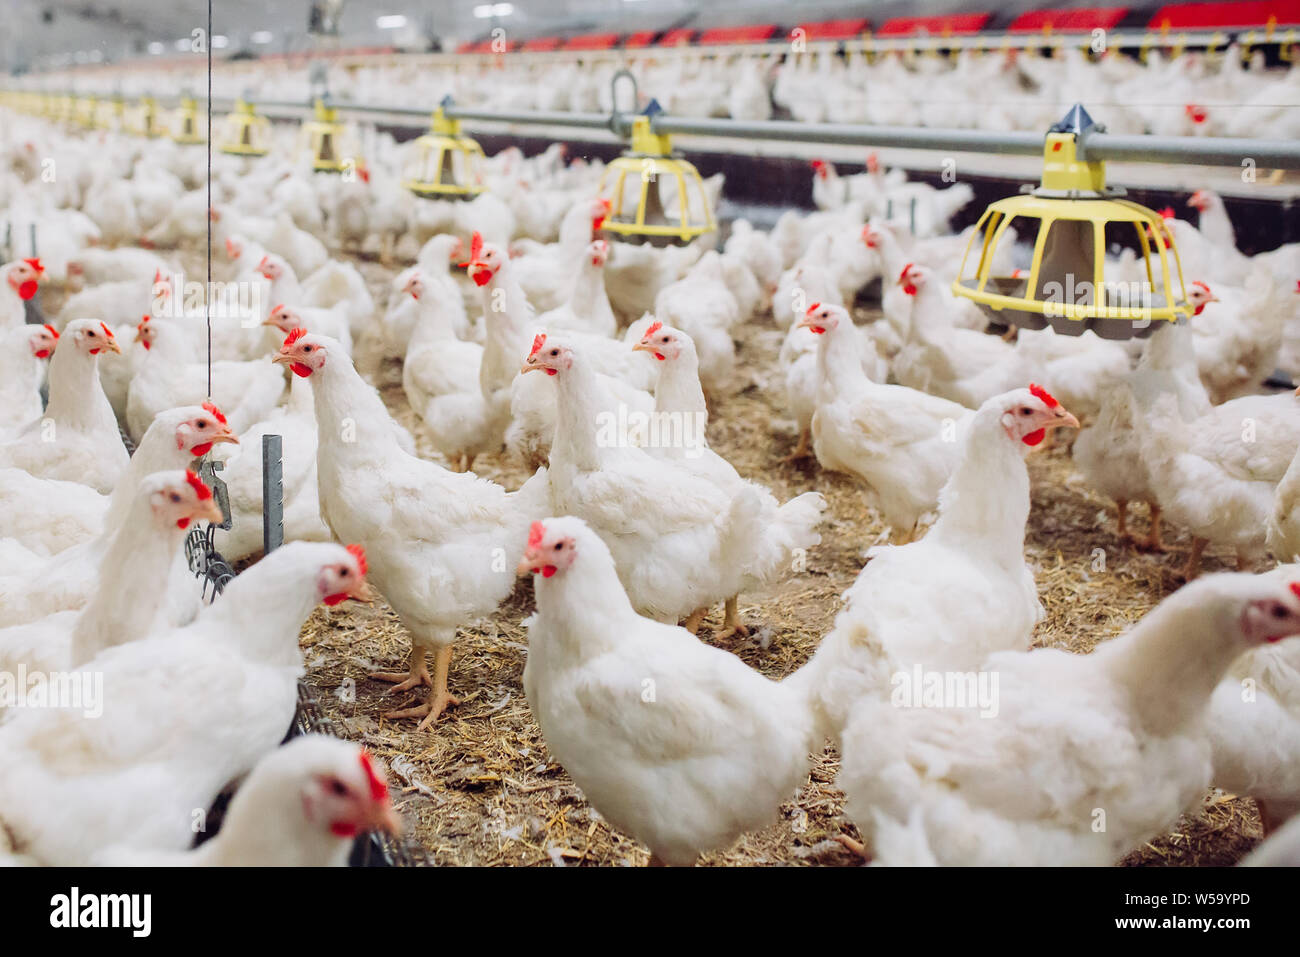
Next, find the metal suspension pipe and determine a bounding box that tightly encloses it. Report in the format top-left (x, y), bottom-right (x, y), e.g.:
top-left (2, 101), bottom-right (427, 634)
top-left (22, 91), bottom-right (1300, 170)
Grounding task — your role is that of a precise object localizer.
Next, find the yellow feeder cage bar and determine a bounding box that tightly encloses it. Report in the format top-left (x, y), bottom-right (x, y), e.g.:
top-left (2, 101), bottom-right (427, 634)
top-left (218, 99), bottom-right (272, 157)
top-left (298, 98), bottom-right (361, 174)
top-left (94, 96), bottom-right (124, 131)
top-left (170, 96), bottom-right (206, 145)
top-left (952, 105), bottom-right (1188, 340)
top-left (126, 97), bottom-right (162, 138)
top-left (401, 103), bottom-right (486, 200)
top-left (596, 102), bottom-right (716, 247)
top-left (72, 96), bottom-right (97, 129)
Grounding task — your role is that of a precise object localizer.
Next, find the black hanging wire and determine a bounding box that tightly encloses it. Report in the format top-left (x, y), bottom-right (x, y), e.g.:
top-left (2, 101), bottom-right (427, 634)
top-left (205, 0), bottom-right (213, 397)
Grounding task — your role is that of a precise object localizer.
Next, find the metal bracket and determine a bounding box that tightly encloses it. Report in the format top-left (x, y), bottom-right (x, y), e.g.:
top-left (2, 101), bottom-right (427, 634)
top-left (262, 434), bottom-right (284, 556)
top-left (608, 68), bottom-right (638, 137)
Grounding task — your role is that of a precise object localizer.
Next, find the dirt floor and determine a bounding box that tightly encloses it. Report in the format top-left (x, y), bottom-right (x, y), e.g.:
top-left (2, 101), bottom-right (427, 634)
top-left (288, 256), bottom-right (1266, 868)
top-left (45, 245), bottom-right (1265, 867)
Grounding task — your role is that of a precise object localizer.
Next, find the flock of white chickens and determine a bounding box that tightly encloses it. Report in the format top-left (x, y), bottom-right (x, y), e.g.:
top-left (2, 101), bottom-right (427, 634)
top-left (55, 39), bottom-right (1300, 139)
top-left (1, 75), bottom-right (1300, 869)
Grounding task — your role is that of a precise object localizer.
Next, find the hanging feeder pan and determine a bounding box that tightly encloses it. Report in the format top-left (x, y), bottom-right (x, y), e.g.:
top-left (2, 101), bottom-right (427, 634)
top-left (94, 97), bottom-right (124, 131)
top-left (952, 105), bottom-right (1189, 340)
top-left (171, 96), bottom-right (206, 145)
top-left (126, 97), bottom-right (162, 138)
top-left (218, 98), bottom-right (272, 157)
top-left (596, 103), bottom-right (716, 248)
top-left (298, 98), bottom-right (361, 174)
top-left (401, 105), bottom-right (486, 200)
top-left (72, 96), bottom-right (97, 129)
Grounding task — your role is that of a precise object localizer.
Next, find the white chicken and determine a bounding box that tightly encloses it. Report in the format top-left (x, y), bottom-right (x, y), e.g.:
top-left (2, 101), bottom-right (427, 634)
top-left (794, 384), bottom-right (1076, 750)
top-left (519, 516), bottom-right (815, 866)
top-left (0, 318), bottom-right (127, 493)
top-left (632, 322), bottom-right (825, 637)
top-left (276, 330), bottom-right (551, 729)
top-left (838, 572), bottom-right (1300, 865)
top-left (0, 469), bottom-right (222, 677)
top-left (0, 541), bottom-right (370, 866)
top-left (0, 323), bottom-right (56, 436)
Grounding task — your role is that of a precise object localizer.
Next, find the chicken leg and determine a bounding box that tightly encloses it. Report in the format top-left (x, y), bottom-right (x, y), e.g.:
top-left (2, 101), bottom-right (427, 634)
top-left (1181, 536), bottom-right (1208, 581)
top-left (1115, 498), bottom-right (1129, 541)
top-left (1135, 502), bottom-right (1167, 553)
top-left (714, 596), bottom-right (751, 641)
top-left (383, 645), bottom-right (461, 731)
top-left (834, 833), bottom-right (872, 862)
top-left (682, 607), bottom-right (709, 635)
top-left (783, 428), bottom-right (811, 463)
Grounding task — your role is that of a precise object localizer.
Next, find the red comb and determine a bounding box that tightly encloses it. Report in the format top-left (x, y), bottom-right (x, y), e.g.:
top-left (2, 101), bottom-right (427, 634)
top-left (528, 520), bottom-right (545, 548)
top-left (283, 327), bottom-right (308, 348)
top-left (529, 333), bottom-right (546, 358)
top-left (643, 320), bottom-right (662, 338)
top-left (359, 751), bottom-right (388, 801)
top-left (1192, 280), bottom-right (1211, 293)
top-left (1290, 582), bottom-right (1300, 601)
top-left (153, 268), bottom-right (163, 283)
top-left (270, 303), bottom-right (286, 316)
top-left (1158, 206), bottom-right (1175, 220)
top-left (23, 258), bottom-right (43, 274)
top-left (184, 469), bottom-right (213, 501)
top-left (1028, 383), bottom-right (1059, 408)
top-left (806, 302), bottom-right (822, 315)
top-left (201, 400), bottom-right (227, 425)
top-left (345, 543), bottom-right (368, 577)
top-left (866, 152), bottom-right (880, 174)
top-left (898, 264), bottom-right (915, 285)
top-left (99, 322), bottom-right (115, 340)
top-left (43, 323), bottom-right (58, 339)
top-left (470, 231), bottom-right (483, 260)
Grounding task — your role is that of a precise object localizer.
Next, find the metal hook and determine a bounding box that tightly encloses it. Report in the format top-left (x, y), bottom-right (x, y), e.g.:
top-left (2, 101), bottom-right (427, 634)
top-left (609, 69), bottom-right (638, 136)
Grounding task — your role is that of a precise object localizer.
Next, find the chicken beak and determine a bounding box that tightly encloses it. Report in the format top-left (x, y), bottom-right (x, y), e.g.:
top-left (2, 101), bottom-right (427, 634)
top-left (196, 497), bottom-right (224, 525)
top-left (516, 549), bottom-right (541, 576)
top-left (347, 578), bottom-right (375, 604)
top-left (103, 336), bottom-right (122, 354)
top-left (632, 339), bottom-right (656, 354)
top-left (210, 426), bottom-right (239, 445)
top-left (365, 799), bottom-right (402, 836)
top-left (1048, 408), bottom-right (1081, 431)
top-left (520, 356), bottom-right (542, 375)
top-left (272, 352), bottom-right (293, 366)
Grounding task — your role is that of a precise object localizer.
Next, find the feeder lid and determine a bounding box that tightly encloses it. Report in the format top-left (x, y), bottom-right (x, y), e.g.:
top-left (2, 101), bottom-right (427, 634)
top-left (1049, 103), bottom-right (1102, 137)
top-left (642, 98), bottom-right (665, 118)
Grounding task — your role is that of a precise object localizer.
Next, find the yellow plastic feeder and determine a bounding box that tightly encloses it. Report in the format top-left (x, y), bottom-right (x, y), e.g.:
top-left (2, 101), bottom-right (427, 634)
top-left (170, 96), bottom-right (206, 144)
top-left (596, 102), bottom-right (716, 247)
top-left (94, 96), bottom-right (124, 131)
top-left (401, 103), bottom-right (486, 200)
top-left (952, 105), bottom-right (1189, 340)
top-left (298, 98), bottom-right (361, 174)
top-left (72, 96), bottom-right (97, 129)
top-left (126, 97), bottom-right (161, 138)
top-left (218, 99), bottom-right (272, 157)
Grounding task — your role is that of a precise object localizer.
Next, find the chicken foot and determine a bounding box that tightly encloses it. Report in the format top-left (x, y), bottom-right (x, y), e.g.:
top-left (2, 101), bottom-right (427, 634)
top-left (370, 648), bottom-right (432, 694)
top-left (713, 596), bottom-right (751, 641)
top-left (1181, 536), bottom-right (1208, 581)
top-left (382, 645), bottom-right (461, 731)
top-left (682, 607), bottom-right (709, 635)
top-left (782, 428), bottom-right (811, 463)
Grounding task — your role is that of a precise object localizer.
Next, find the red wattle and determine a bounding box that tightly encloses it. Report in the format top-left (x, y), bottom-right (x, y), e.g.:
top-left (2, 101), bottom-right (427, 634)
top-left (654, 352), bottom-right (665, 361)
top-left (1022, 428), bottom-right (1046, 446)
top-left (18, 281), bottom-right (38, 300)
top-left (545, 368), bottom-right (557, 376)
top-left (330, 821), bottom-right (358, 837)
top-left (33, 349), bottom-right (50, 359)
top-left (470, 268), bottom-right (492, 287)
top-left (809, 326), bottom-right (826, 334)
top-left (323, 592), bottom-right (349, 606)
top-left (291, 363), bottom-right (313, 378)
top-left (542, 565), bottom-right (557, 578)
top-left (902, 284), bottom-right (917, 296)
top-left (177, 518), bottom-right (191, 529)
top-left (190, 442), bottom-right (213, 456)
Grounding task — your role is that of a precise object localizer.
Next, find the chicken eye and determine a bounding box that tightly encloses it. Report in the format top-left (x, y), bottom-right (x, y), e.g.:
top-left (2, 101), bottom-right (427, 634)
top-left (661, 336), bottom-right (670, 343)
top-left (196, 420), bottom-right (208, 429)
top-left (1019, 407), bottom-right (1032, 416)
top-left (549, 349), bottom-right (559, 356)
top-left (329, 779), bottom-right (347, 797)
top-left (169, 493), bottom-right (181, 503)
top-left (339, 568), bottom-right (349, 577)
top-left (303, 346), bottom-right (313, 353)
top-left (554, 542), bottom-right (563, 551)
top-left (1272, 604), bottom-right (1288, 619)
